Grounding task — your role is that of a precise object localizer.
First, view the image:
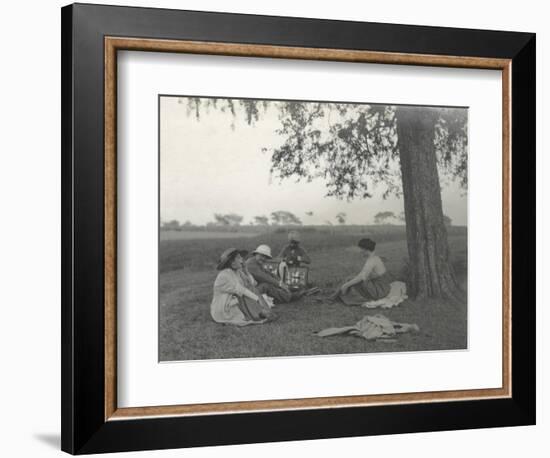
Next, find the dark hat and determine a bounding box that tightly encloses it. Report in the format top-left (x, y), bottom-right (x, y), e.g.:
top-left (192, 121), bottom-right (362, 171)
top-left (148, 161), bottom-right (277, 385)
top-left (216, 247), bottom-right (239, 270)
top-left (358, 238), bottom-right (376, 251)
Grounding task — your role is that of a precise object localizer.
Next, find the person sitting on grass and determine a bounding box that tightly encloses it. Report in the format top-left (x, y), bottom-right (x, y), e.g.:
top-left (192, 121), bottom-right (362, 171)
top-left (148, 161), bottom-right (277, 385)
top-left (278, 230), bottom-right (311, 268)
top-left (245, 244), bottom-right (305, 304)
top-left (330, 238), bottom-right (391, 304)
top-left (236, 249), bottom-right (278, 314)
top-left (210, 248), bottom-right (274, 326)
top-left (277, 231), bottom-right (319, 294)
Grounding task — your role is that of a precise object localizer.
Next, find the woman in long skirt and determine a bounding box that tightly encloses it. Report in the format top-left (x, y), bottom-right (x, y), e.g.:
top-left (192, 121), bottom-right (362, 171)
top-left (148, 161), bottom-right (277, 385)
top-left (331, 238), bottom-right (391, 305)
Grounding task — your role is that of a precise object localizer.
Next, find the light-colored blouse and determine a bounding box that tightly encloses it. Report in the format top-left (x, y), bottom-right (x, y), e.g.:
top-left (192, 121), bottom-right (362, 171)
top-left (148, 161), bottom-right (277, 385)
top-left (210, 268), bottom-right (259, 326)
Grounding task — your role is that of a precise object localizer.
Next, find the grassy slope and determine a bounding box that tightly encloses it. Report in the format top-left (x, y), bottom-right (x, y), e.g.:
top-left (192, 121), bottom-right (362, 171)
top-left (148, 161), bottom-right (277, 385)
top-left (159, 235), bottom-right (467, 361)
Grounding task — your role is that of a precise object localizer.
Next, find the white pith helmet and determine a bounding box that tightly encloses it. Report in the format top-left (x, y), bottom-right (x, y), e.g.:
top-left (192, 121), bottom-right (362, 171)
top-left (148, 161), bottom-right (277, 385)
top-left (252, 244), bottom-right (272, 258)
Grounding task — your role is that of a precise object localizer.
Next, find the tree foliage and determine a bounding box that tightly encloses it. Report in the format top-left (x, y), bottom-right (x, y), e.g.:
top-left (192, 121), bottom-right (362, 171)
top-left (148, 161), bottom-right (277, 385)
top-left (212, 213), bottom-right (243, 226)
top-left (335, 212), bottom-right (347, 225)
top-left (181, 97), bottom-right (467, 202)
top-left (267, 103), bottom-right (467, 200)
top-left (162, 219), bottom-right (181, 231)
top-left (180, 97), bottom-right (271, 130)
top-left (212, 214), bottom-right (229, 226)
top-left (374, 211), bottom-right (396, 225)
top-left (253, 215), bottom-right (270, 226)
top-left (270, 210), bottom-right (302, 225)
top-left (267, 102), bottom-right (400, 200)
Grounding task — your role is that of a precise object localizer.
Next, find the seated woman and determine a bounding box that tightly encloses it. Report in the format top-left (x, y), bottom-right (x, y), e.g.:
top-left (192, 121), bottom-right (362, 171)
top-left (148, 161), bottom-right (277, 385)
top-left (331, 238), bottom-right (391, 305)
top-left (210, 248), bottom-right (274, 326)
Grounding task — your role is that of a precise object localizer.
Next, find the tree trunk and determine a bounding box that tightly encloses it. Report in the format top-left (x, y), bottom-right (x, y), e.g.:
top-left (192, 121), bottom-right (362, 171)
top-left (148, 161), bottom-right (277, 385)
top-left (396, 106), bottom-right (462, 300)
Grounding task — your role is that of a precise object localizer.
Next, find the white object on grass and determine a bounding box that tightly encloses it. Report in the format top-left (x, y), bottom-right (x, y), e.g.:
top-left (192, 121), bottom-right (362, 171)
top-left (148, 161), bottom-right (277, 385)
top-left (362, 281), bottom-right (408, 309)
top-left (262, 294), bottom-right (275, 308)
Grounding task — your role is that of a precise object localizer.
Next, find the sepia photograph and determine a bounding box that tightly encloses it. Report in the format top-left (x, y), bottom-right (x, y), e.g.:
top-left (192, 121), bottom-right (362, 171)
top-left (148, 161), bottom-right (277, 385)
top-left (159, 95), bottom-right (468, 362)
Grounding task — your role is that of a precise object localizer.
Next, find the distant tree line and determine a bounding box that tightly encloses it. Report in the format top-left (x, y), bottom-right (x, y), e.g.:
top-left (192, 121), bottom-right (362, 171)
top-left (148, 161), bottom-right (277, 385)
top-left (161, 210), bottom-right (453, 230)
top-left (161, 210), bottom-right (303, 230)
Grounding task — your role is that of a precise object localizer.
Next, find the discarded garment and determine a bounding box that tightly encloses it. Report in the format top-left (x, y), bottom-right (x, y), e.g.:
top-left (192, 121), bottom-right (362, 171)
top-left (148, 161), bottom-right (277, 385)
top-left (362, 281), bottom-right (408, 309)
top-left (316, 314), bottom-right (419, 341)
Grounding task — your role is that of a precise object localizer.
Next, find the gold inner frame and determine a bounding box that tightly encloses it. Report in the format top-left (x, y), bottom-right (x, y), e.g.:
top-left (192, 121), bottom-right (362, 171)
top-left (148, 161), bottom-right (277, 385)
top-left (104, 37), bottom-right (512, 421)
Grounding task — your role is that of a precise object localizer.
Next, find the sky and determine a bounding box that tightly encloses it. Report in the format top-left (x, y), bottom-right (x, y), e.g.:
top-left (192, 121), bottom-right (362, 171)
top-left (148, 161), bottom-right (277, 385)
top-left (160, 96), bottom-right (467, 226)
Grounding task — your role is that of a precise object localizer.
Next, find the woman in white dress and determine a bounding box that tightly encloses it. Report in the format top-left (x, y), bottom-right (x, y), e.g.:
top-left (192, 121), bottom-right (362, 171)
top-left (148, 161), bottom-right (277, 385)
top-left (210, 248), bottom-right (272, 326)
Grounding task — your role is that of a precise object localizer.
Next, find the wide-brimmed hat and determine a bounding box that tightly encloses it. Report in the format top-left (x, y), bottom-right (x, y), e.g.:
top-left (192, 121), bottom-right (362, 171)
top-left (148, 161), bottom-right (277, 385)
top-left (252, 244), bottom-right (272, 258)
top-left (216, 247), bottom-right (239, 270)
top-left (288, 230), bottom-right (301, 242)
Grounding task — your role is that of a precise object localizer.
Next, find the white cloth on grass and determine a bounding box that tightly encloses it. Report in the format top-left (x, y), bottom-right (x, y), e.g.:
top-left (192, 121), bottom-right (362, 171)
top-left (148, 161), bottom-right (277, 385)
top-left (262, 295), bottom-right (275, 308)
top-left (362, 281), bottom-right (408, 309)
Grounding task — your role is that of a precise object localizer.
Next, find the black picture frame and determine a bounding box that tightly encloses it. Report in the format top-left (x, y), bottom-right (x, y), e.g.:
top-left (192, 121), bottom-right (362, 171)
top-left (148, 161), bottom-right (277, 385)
top-left (61, 3), bottom-right (535, 454)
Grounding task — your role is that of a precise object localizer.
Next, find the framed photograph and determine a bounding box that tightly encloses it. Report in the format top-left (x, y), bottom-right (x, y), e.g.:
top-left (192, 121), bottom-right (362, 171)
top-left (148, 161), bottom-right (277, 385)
top-left (61, 3), bottom-right (536, 454)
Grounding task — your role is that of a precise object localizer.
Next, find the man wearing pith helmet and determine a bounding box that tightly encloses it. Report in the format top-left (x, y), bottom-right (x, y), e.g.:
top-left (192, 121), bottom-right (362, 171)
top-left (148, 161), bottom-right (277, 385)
top-left (245, 244), bottom-right (304, 304)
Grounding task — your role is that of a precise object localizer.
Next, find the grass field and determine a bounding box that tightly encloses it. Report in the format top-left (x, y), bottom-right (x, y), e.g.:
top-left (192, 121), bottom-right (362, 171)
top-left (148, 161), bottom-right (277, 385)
top-left (160, 230), bottom-right (261, 241)
top-left (159, 226), bottom-right (467, 361)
